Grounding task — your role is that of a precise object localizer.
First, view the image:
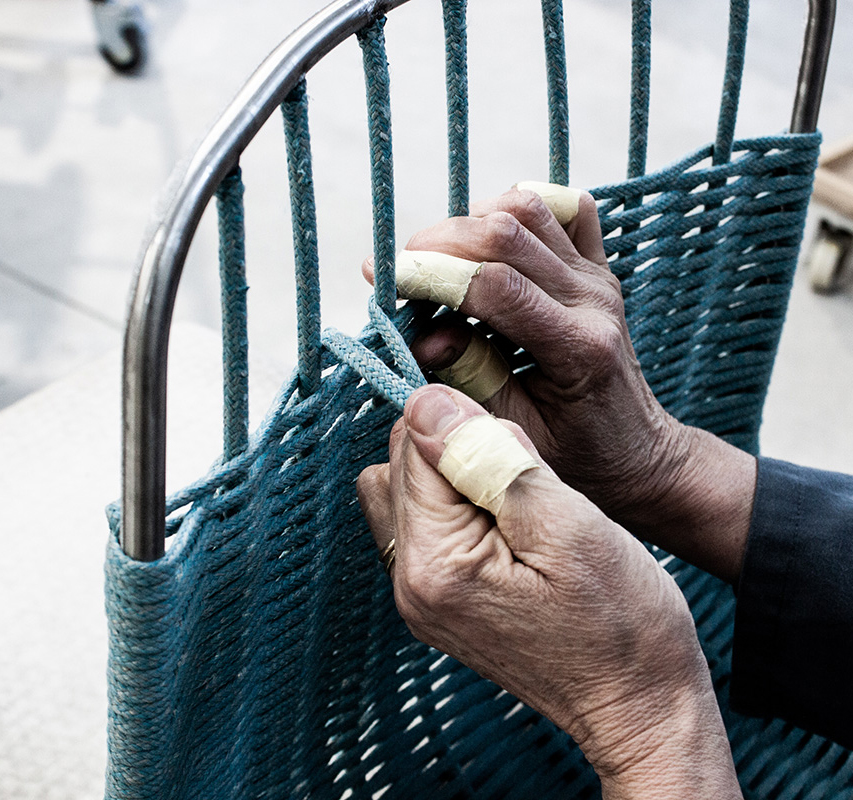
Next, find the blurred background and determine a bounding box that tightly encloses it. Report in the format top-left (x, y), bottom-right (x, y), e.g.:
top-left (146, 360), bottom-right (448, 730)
top-left (1, 0), bottom-right (852, 797)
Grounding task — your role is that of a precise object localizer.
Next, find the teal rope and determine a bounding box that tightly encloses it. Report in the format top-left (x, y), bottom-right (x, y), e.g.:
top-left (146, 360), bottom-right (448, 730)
top-left (358, 19), bottom-right (397, 317)
top-left (714, 0), bottom-right (749, 165)
top-left (541, 0), bottom-right (569, 185)
top-left (628, 0), bottom-right (651, 179)
top-left (282, 79), bottom-right (322, 398)
top-left (442, 0), bottom-right (470, 216)
top-left (214, 165), bottom-right (249, 461)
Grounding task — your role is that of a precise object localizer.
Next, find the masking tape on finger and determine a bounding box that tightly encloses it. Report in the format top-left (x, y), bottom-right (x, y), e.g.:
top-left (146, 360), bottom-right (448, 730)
top-left (516, 181), bottom-right (582, 226)
top-left (438, 415), bottom-right (539, 516)
top-left (395, 250), bottom-right (482, 310)
top-left (433, 328), bottom-right (510, 404)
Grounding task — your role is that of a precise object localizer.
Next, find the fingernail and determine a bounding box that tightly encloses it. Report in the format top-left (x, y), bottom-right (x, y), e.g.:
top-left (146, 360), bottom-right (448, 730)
top-left (414, 339), bottom-right (464, 371)
top-left (407, 389), bottom-right (460, 436)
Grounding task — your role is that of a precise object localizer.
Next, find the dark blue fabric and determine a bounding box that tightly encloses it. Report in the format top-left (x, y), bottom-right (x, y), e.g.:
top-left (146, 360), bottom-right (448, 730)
top-left (733, 456), bottom-right (853, 750)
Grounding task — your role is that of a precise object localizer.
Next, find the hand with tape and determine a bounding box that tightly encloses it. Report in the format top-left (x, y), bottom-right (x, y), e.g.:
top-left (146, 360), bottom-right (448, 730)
top-left (357, 384), bottom-right (741, 799)
top-left (362, 183), bottom-right (756, 584)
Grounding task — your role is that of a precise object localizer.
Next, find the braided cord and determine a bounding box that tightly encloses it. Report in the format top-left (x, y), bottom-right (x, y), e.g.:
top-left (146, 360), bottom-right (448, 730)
top-left (358, 19), bottom-right (397, 317)
top-left (714, 0), bottom-right (749, 165)
top-left (442, 0), bottom-right (470, 216)
top-left (214, 165), bottom-right (249, 461)
top-left (628, 0), bottom-right (652, 179)
top-left (541, 0), bottom-right (569, 185)
top-left (282, 79), bottom-right (322, 398)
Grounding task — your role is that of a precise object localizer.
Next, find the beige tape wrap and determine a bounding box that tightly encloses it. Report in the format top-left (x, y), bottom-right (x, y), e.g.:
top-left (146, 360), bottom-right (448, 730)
top-left (438, 415), bottom-right (540, 516)
top-left (433, 329), bottom-right (510, 403)
top-left (516, 181), bottom-right (582, 226)
top-left (395, 250), bottom-right (483, 310)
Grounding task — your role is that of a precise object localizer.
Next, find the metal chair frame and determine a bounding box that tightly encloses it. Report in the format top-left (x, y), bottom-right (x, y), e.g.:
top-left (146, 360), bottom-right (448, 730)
top-left (120, 0), bottom-right (835, 563)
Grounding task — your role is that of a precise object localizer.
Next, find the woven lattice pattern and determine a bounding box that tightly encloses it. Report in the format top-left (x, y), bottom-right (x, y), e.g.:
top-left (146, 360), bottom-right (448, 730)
top-left (106, 1), bottom-right (852, 798)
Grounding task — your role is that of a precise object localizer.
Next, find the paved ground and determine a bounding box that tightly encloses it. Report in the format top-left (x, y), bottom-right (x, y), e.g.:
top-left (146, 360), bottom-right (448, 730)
top-left (1, 0), bottom-right (852, 796)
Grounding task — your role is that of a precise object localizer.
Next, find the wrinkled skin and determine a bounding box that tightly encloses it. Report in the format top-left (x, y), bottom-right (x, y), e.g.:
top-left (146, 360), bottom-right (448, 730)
top-left (362, 187), bottom-right (756, 583)
top-left (358, 387), bottom-right (741, 798)
top-left (357, 188), bottom-right (755, 796)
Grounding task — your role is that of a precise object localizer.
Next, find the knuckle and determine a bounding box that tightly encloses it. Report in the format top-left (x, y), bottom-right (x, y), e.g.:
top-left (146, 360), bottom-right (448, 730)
top-left (479, 211), bottom-right (527, 259)
top-left (584, 315), bottom-right (624, 371)
top-left (480, 261), bottom-right (535, 313)
top-left (510, 189), bottom-right (553, 230)
top-left (388, 417), bottom-right (407, 450)
top-left (601, 269), bottom-right (622, 295)
top-left (405, 230), bottom-right (429, 251)
top-left (395, 565), bottom-right (453, 625)
top-left (576, 190), bottom-right (597, 217)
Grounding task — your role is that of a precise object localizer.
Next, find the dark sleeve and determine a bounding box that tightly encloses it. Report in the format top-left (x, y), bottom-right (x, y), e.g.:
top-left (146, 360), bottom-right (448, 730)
top-left (731, 456), bottom-right (853, 749)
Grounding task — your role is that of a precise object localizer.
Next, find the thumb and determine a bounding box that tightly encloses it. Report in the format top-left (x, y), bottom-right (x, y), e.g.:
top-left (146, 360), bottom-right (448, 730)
top-left (404, 385), bottom-right (573, 560)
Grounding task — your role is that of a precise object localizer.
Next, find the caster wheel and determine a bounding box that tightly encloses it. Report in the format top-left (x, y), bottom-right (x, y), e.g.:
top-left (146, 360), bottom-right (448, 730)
top-left (99, 23), bottom-right (146, 74)
top-left (92, 1), bottom-right (147, 75)
top-left (808, 221), bottom-right (852, 294)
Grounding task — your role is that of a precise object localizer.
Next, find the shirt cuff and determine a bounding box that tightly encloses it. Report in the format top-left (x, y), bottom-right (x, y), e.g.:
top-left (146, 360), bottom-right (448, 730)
top-left (731, 456), bottom-right (853, 749)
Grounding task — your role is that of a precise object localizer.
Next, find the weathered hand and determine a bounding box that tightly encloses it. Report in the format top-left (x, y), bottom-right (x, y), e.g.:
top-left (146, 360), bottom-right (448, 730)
top-left (364, 186), bottom-right (756, 582)
top-left (357, 385), bottom-right (741, 799)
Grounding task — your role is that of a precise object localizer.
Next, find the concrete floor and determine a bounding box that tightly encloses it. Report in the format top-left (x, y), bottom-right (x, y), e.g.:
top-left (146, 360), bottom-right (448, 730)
top-left (1, 0), bottom-right (853, 797)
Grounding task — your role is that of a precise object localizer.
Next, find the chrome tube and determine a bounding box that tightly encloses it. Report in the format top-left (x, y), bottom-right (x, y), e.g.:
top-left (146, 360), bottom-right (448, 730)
top-left (122, 0), bottom-right (836, 560)
top-left (121, 0), bottom-right (412, 560)
top-left (791, 0), bottom-right (836, 133)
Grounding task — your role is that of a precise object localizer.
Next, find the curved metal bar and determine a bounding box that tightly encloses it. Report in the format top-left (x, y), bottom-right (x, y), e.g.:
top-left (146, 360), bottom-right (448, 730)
top-left (123, 0), bottom-right (835, 561)
top-left (791, 0), bottom-right (836, 133)
top-left (121, 0), bottom-right (412, 561)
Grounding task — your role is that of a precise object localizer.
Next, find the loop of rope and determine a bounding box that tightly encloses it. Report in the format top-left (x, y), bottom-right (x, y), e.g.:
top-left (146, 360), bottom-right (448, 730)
top-left (540, 0), bottom-right (570, 185)
top-left (367, 296), bottom-right (427, 389)
top-left (628, 0), bottom-right (651, 180)
top-left (358, 19), bottom-right (397, 317)
top-left (214, 165), bottom-right (249, 461)
top-left (714, 0), bottom-right (750, 165)
top-left (442, 0), bottom-right (470, 216)
top-left (282, 79), bottom-right (322, 398)
top-left (322, 329), bottom-right (417, 411)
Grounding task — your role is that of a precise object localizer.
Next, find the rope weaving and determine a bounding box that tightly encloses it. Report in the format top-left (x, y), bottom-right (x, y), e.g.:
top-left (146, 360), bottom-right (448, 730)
top-left (106, 1), bottom-right (853, 798)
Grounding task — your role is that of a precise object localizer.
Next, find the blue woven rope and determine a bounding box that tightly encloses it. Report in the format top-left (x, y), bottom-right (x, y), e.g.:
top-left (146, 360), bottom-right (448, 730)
top-left (628, 0), bottom-right (651, 179)
top-left (214, 165), bottom-right (249, 461)
top-left (540, 0), bottom-right (569, 185)
top-left (358, 19), bottom-right (397, 317)
top-left (107, 133), bottom-right (833, 800)
top-left (367, 295), bottom-right (427, 388)
top-left (442, 0), bottom-right (470, 217)
top-left (714, 0), bottom-right (749, 165)
top-left (107, 3), bottom-right (850, 798)
top-left (282, 79), bottom-right (322, 398)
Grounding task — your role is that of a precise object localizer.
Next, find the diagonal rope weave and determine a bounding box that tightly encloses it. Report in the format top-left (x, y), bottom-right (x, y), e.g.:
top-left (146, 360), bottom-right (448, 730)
top-left (105, 2), bottom-right (853, 799)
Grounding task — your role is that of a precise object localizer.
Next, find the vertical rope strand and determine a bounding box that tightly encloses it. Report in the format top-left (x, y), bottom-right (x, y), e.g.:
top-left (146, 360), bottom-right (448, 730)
top-left (215, 165), bottom-right (250, 460)
top-left (713, 0), bottom-right (749, 165)
top-left (282, 79), bottom-right (322, 398)
top-left (628, 0), bottom-right (652, 179)
top-left (541, 0), bottom-right (570, 185)
top-left (358, 19), bottom-right (397, 317)
top-left (442, 0), bottom-right (470, 217)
